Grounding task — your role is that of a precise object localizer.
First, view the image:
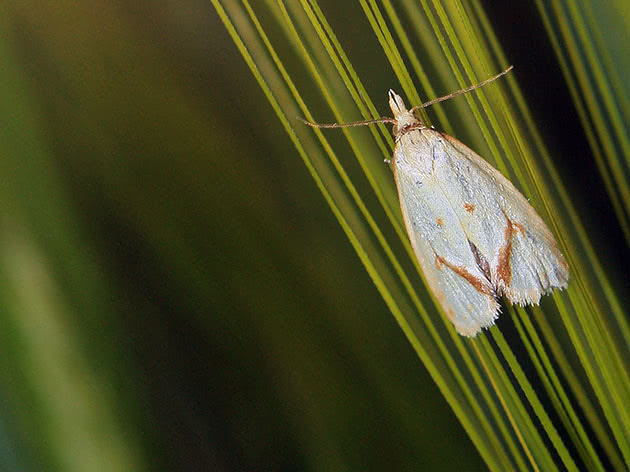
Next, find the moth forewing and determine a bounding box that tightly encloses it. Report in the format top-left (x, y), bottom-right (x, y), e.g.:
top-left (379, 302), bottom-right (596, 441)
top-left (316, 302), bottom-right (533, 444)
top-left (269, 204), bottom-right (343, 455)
top-left (437, 133), bottom-right (568, 300)
top-left (392, 143), bottom-right (501, 336)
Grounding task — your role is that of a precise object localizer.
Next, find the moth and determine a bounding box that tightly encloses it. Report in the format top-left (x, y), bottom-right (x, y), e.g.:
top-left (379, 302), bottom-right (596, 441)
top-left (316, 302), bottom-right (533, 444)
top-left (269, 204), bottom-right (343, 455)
top-left (303, 67), bottom-right (569, 336)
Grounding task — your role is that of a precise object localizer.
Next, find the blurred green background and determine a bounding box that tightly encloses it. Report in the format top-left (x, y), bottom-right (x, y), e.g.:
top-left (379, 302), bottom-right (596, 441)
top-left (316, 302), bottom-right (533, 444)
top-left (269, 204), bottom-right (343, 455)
top-left (0, 1), bottom-right (627, 471)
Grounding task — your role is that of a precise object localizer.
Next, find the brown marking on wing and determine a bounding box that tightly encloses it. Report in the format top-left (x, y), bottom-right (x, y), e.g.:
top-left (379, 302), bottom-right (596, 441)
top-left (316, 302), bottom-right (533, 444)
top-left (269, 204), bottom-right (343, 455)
top-left (559, 253), bottom-right (569, 271)
top-left (497, 218), bottom-right (515, 287)
top-left (435, 255), bottom-right (443, 270)
top-left (435, 254), bottom-right (493, 296)
top-left (464, 203), bottom-right (476, 213)
top-left (513, 222), bottom-right (525, 233)
top-left (436, 217), bottom-right (444, 227)
top-left (468, 240), bottom-right (491, 282)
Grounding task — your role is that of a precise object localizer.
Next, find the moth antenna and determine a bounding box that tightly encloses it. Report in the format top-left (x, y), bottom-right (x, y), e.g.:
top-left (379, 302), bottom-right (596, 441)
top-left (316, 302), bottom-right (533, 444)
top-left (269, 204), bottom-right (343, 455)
top-left (410, 65), bottom-right (513, 113)
top-left (298, 116), bottom-right (396, 128)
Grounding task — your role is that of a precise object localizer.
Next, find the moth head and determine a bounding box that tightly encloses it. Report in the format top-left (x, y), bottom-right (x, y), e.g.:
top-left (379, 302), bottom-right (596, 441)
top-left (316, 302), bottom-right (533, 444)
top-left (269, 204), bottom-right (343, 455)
top-left (388, 90), bottom-right (422, 137)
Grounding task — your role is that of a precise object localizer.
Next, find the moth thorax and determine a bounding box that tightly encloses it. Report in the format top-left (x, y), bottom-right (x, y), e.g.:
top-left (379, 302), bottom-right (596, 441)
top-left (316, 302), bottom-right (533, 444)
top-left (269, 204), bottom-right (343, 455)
top-left (393, 118), bottom-right (426, 140)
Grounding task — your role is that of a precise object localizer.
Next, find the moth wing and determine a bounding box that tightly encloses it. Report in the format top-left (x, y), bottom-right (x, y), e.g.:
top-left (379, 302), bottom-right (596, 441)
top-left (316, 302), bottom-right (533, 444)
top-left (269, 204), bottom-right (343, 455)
top-left (437, 133), bottom-right (569, 305)
top-left (393, 150), bottom-right (500, 337)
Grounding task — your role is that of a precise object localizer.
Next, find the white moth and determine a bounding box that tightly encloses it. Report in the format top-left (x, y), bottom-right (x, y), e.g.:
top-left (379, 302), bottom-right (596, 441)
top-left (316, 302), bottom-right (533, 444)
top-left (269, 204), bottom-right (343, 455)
top-left (303, 67), bottom-right (569, 336)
